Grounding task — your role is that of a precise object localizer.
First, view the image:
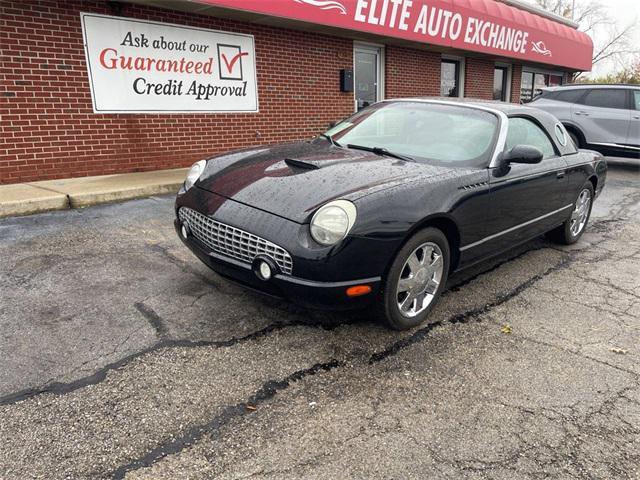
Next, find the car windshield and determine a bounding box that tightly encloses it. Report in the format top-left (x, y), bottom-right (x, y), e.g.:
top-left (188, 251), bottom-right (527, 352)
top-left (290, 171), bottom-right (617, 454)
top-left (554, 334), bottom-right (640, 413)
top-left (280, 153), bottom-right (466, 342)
top-left (325, 101), bottom-right (499, 168)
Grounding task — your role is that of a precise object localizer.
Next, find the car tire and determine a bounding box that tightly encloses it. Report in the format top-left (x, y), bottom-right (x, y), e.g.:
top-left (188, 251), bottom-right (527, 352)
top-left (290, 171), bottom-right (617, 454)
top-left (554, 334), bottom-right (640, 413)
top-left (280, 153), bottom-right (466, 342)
top-left (378, 227), bottom-right (450, 330)
top-left (547, 182), bottom-right (594, 245)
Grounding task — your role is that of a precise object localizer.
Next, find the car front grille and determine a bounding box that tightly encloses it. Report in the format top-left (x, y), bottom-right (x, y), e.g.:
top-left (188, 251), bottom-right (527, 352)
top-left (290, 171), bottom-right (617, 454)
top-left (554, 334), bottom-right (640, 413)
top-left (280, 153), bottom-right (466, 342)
top-left (178, 207), bottom-right (293, 275)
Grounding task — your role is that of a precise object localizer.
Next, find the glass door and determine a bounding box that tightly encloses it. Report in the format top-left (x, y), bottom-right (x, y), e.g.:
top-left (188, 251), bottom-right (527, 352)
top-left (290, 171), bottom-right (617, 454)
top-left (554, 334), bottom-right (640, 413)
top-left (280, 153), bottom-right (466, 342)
top-left (441, 59), bottom-right (461, 97)
top-left (493, 66), bottom-right (508, 101)
top-left (354, 45), bottom-right (382, 111)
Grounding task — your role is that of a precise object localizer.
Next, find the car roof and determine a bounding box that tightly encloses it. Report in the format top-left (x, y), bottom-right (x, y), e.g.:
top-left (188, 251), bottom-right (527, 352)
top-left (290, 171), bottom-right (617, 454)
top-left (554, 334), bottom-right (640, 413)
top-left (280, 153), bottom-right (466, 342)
top-left (542, 84), bottom-right (639, 91)
top-left (384, 97), bottom-right (540, 116)
top-left (381, 97), bottom-right (577, 157)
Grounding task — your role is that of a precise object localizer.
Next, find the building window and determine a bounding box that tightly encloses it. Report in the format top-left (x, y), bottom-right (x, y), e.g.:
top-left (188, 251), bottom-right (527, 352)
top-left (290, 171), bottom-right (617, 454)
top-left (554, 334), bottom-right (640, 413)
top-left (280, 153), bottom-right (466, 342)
top-left (354, 44), bottom-right (383, 111)
top-left (441, 59), bottom-right (461, 97)
top-left (520, 71), bottom-right (564, 103)
top-left (493, 66), bottom-right (508, 101)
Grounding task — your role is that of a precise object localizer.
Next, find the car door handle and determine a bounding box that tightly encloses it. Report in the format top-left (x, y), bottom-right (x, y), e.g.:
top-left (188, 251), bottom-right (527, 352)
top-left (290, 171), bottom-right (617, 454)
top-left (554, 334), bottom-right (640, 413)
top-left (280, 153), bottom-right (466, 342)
top-left (634, 115), bottom-right (640, 120)
top-left (575, 111), bottom-right (590, 116)
top-left (557, 170), bottom-right (566, 179)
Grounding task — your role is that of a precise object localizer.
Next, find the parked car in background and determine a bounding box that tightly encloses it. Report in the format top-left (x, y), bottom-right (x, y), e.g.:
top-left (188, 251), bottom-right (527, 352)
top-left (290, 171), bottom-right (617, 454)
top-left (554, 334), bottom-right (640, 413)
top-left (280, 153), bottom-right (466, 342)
top-left (530, 84), bottom-right (640, 159)
top-left (175, 99), bottom-right (607, 330)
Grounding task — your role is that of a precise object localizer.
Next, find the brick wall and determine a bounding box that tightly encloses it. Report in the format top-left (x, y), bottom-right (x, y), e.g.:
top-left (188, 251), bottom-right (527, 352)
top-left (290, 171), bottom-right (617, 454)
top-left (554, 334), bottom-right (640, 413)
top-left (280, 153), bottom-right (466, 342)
top-left (0, 0), bottom-right (354, 184)
top-left (0, 1), bottom-right (562, 184)
top-left (510, 64), bottom-right (523, 103)
top-left (464, 57), bottom-right (494, 100)
top-left (385, 46), bottom-right (440, 98)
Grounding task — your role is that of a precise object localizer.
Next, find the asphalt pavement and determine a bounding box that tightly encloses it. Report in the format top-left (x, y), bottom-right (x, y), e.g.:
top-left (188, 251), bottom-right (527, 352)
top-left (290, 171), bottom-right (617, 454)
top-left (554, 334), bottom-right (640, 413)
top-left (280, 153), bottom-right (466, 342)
top-left (0, 162), bottom-right (638, 479)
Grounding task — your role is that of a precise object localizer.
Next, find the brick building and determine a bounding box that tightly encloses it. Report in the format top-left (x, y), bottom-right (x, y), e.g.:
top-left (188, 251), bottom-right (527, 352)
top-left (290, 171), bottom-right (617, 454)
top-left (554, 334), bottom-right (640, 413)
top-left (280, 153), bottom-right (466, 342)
top-left (0, 0), bottom-right (593, 184)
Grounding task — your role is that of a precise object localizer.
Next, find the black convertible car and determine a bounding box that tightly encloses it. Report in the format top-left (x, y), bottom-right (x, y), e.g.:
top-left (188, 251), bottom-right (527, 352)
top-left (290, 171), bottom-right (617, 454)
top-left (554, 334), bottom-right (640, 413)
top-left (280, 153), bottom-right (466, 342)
top-left (175, 99), bottom-right (606, 330)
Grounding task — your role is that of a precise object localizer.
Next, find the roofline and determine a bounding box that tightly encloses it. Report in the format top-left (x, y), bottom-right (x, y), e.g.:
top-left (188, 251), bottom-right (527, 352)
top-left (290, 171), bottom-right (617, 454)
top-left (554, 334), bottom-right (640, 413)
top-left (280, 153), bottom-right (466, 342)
top-left (495, 0), bottom-right (579, 29)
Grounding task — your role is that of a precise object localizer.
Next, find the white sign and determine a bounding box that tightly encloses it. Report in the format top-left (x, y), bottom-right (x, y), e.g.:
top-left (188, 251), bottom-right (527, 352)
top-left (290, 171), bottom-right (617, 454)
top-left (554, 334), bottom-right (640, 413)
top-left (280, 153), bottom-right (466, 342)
top-left (80, 13), bottom-right (258, 113)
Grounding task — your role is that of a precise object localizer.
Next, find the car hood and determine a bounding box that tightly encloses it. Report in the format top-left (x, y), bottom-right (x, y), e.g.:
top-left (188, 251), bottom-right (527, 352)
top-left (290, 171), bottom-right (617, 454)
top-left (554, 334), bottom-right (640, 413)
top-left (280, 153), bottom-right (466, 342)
top-left (196, 140), bottom-right (454, 223)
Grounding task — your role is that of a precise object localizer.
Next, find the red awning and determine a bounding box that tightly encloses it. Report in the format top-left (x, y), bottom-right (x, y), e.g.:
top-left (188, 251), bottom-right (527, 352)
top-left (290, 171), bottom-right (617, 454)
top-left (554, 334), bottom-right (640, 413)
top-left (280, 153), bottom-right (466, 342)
top-left (190, 0), bottom-right (593, 71)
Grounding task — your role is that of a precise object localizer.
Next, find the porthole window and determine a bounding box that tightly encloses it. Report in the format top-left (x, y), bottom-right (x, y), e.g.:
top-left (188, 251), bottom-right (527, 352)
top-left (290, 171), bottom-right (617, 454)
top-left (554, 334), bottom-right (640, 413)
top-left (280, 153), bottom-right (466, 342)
top-left (555, 123), bottom-right (567, 146)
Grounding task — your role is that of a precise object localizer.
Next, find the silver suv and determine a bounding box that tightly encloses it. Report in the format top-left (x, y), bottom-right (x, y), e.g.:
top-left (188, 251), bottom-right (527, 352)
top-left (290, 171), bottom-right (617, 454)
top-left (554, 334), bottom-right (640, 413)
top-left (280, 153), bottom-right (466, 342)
top-left (530, 84), bottom-right (639, 159)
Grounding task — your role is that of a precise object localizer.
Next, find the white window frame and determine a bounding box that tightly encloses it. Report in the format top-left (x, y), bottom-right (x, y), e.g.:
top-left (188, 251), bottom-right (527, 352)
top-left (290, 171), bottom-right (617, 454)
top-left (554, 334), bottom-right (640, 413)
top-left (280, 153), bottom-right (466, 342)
top-left (353, 42), bottom-right (385, 111)
top-left (441, 54), bottom-right (465, 98)
top-left (495, 62), bottom-right (512, 102)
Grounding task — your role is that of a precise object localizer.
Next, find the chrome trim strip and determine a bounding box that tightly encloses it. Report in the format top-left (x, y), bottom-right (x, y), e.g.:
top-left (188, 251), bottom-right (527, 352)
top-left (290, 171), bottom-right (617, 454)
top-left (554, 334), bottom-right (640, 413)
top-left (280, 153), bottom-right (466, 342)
top-left (490, 168), bottom-right (561, 183)
top-left (590, 142), bottom-right (640, 151)
top-left (275, 275), bottom-right (382, 288)
top-left (459, 204), bottom-right (573, 252)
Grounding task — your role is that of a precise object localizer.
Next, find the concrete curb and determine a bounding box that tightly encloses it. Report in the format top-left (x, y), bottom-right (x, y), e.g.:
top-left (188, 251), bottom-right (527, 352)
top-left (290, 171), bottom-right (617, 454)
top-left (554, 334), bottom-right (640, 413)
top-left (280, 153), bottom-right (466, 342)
top-left (0, 168), bottom-right (188, 218)
top-left (64, 181), bottom-right (185, 208)
top-left (0, 184), bottom-right (70, 218)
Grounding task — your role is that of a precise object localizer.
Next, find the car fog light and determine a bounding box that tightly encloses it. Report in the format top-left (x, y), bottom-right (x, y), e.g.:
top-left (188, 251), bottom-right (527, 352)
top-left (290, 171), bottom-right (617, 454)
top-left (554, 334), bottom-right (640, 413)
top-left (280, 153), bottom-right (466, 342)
top-left (181, 223), bottom-right (190, 239)
top-left (258, 260), bottom-right (272, 280)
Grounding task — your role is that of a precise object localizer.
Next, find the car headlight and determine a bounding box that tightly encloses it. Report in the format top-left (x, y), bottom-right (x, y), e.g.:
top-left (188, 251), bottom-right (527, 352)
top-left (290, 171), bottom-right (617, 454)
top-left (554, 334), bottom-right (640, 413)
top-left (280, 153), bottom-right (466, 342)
top-left (184, 160), bottom-right (207, 191)
top-left (310, 200), bottom-right (357, 246)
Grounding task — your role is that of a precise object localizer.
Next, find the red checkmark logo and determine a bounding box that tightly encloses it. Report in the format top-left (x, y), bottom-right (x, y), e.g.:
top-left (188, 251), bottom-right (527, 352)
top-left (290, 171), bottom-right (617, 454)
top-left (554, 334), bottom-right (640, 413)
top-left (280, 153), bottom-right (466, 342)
top-left (221, 51), bottom-right (248, 74)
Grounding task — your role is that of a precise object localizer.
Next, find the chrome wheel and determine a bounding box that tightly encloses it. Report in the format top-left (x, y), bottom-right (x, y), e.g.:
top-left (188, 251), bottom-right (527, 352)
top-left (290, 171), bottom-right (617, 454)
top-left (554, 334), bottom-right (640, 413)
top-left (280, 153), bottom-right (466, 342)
top-left (396, 242), bottom-right (444, 318)
top-left (570, 188), bottom-right (591, 236)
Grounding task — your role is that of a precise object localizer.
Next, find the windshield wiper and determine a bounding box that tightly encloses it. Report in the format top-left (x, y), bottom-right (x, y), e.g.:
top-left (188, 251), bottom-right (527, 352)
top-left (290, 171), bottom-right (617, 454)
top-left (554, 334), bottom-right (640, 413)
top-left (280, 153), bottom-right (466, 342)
top-left (346, 144), bottom-right (414, 162)
top-left (319, 133), bottom-right (342, 147)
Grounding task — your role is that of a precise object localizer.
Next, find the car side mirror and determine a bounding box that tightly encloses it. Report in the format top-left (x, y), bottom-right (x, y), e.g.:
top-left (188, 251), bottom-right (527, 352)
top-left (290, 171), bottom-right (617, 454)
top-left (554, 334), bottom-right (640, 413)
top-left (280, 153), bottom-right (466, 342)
top-left (502, 145), bottom-right (543, 165)
top-left (328, 121), bottom-right (337, 129)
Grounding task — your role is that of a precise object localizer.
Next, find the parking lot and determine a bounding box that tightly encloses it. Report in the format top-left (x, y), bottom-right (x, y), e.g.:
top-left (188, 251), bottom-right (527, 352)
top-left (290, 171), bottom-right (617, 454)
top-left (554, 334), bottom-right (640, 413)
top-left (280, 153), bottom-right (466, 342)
top-left (0, 161), bottom-right (638, 479)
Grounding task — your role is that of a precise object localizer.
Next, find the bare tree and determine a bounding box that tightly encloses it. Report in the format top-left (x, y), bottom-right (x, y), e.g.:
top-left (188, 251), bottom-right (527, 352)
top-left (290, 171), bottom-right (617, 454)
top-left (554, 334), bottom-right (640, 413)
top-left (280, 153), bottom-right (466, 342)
top-left (579, 56), bottom-right (640, 84)
top-left (531, 0), bottom-right (638, 71)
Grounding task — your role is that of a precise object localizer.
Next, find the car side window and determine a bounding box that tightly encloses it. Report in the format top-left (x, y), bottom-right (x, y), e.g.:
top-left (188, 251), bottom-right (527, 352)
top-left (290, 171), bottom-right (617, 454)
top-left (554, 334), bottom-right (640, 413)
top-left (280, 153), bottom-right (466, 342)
top-left (555, 89), bottom-right (585, 103)
top-left (581, 89), bottom-right (627, 110)
top-left (633, 90), bottom-right (640, 110)
top-left (505, 117), bottom-right (557, 159)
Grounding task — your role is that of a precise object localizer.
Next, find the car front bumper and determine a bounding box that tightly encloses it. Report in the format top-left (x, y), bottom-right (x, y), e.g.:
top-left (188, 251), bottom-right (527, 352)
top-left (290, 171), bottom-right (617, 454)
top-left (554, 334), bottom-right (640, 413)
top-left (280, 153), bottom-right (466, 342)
top-left (175, 220), bottom-right (382, 310)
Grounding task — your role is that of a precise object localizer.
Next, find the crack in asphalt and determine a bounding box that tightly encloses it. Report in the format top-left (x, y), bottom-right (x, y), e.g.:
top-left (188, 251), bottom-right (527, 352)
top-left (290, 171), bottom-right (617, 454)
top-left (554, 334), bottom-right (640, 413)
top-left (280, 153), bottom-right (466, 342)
top-left (368, 253), bottom-right (574, 364)
top-left (0, 320), bottom-right (312, 407)
top-left (147, 243), bottom-right (222, 290)
top-left (109, 359), bottom-right (343, 480)
top-left (106, 251), bottom-right (581, 479)
top-left (0, 218), bottom-right (621, 408)
top-left (0, 217), bottom-right (628, 480)
top-left (512, 333), bottom-right (640, 379)
top-left (106, 218), bottom-right (629, 478)
top-left (134, 302), bottom-right (170, 339)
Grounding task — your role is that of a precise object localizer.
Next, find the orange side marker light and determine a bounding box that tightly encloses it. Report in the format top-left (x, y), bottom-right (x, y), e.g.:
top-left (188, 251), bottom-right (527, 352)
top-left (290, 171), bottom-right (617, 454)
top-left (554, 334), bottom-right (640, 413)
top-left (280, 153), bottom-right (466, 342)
top-left (346, 285), bottom-right (372, 297)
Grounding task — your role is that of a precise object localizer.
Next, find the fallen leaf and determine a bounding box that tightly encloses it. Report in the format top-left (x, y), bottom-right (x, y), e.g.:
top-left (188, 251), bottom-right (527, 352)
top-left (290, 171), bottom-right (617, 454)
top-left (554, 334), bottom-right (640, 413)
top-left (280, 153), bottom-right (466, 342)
top-left (610, 347), bottom-right (628, 354)
top-left (501, 324), bottom-right (512, 334)
top-left (246, 404), bottom-right (257, 411)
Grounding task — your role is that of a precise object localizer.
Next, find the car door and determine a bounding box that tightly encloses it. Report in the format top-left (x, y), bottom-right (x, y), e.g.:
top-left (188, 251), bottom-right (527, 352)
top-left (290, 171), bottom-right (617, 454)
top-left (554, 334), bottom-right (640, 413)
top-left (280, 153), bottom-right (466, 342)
top-left (571, 88), bottom-right (630, 146)
top-left (628, 89), bottom-right (640, 148)
top-left (480, 116), bottom-right (570, 257)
